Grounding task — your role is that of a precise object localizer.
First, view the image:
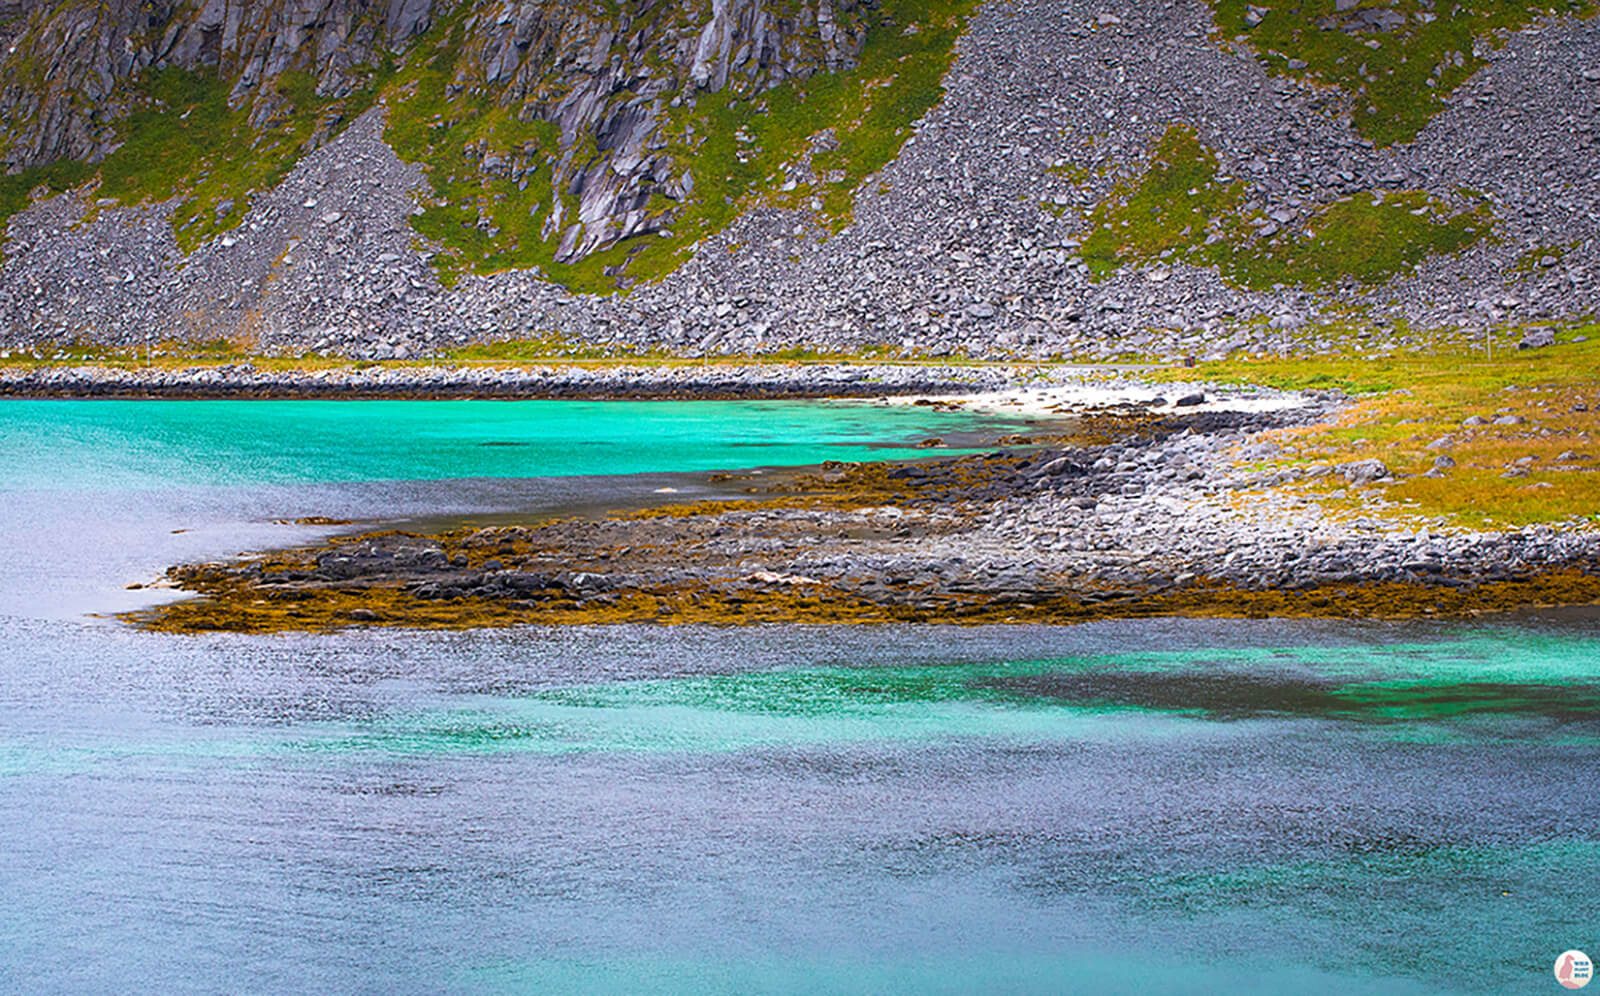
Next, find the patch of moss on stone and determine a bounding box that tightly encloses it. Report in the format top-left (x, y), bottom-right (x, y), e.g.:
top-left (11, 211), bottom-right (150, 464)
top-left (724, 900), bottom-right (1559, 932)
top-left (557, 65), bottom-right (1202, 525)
top-left (1210, 0), bottom-right (1598, 147)
top-left (1511, 240), bottom-right (1578, 274)
top-left (1083, 124), bottom-right (1493, 290)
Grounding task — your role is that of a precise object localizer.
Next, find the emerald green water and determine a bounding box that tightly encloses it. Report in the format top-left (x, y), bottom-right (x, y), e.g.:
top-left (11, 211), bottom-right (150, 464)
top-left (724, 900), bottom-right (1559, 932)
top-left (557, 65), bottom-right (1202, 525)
top-left (0, 398), bottom-right (1022, 489)
top-left (1, 399), bottom-right (1596, 994)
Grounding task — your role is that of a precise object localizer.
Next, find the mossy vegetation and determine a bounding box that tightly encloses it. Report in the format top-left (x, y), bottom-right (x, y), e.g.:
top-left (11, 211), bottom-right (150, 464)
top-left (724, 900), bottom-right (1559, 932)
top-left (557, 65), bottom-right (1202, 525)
top-left (1511, 241), bottom-right (1578, 273)
top-left (1240, 190), bottom-right (1490, 286)
top-left (0, 65), bottom-right (386, 248)
top-left (130, 565), bottom-right (1600, 633)
top-left (438, 335), bottom-right (645, 364)
top-left (381, 11), bottom-right (569, 289)
top-left (748, 344), bottom-right (900, 363)
top-left (1081, 126), bottom-right (1245, 276)
top-left (104, 67), bottom-right (386, 251)
top-left (661, 0), bottom-right (973, 234)
top-left (1083, 125), bottom-right (1493, 289)
top-left (1210, 0), bottom-right (1599, 146)
top-left (0, 159), bottom-right (94, 234)
top-left (1157, 321), bottom-right (1600, 527)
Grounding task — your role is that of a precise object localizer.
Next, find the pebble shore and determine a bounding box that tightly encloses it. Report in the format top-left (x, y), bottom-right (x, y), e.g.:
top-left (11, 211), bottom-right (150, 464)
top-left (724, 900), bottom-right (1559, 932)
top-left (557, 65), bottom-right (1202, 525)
top-left (0, 361), bottom-right (1107, 399)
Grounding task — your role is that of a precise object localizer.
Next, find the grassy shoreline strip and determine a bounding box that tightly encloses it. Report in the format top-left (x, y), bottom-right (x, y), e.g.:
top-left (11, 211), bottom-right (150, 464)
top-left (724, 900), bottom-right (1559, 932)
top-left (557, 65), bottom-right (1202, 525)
top-left (1152, 326), bottom-right (1600, 528)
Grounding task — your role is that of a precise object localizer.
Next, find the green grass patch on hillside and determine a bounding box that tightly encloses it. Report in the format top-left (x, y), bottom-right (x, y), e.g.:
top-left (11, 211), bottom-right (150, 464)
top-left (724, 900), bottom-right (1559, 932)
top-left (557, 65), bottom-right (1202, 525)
top-left (664, 0), bottom-right (973, 236)
top-left (0, 159), bottom-right (95, 234)
top-left (5, 0), bottom-right (972, 292)
top-left (1210, 0), bottom-right (1598, 146)
top-left (99, 67), bottom-right (385, 250)
top-left (382, 12), bottom-right (568, 289)
top-left (1083, 125), bottom-right (1493, 289)
top-left (387, 0), bottom-right (976, 292)
top-left (440, 334), bottom-right (646, 363)
top-left (0, 65), bottom-right (386, 249)
top-left (1224, 190), bottom-right (1492, 287)
top-left (1081, 126), bottom-right (1245, 277)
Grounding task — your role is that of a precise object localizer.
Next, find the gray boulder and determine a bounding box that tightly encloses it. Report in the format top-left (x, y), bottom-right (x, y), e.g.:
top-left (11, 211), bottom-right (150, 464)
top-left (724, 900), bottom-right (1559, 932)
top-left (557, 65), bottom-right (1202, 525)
top-left (1518, 328), bottom-right (1556, 350)
top-left (1336, 458), bottom-right (1389, 484)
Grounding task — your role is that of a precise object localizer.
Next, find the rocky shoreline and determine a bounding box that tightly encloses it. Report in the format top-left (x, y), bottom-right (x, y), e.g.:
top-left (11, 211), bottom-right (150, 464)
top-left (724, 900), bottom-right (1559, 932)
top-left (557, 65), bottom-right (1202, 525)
top-left (133, 395), bottom-right (1600, 633)
top-left (0, 360), bottom-right (1133, 400)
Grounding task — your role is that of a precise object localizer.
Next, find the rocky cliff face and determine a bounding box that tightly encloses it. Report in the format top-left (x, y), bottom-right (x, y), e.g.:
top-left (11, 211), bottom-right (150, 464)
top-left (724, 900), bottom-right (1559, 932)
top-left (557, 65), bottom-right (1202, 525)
top-left (0, 0), bottom-right (868, 263)
top-left (423, 0), bottom-right (870, 261)
top-left (0, 0), bottom-right (430, 170)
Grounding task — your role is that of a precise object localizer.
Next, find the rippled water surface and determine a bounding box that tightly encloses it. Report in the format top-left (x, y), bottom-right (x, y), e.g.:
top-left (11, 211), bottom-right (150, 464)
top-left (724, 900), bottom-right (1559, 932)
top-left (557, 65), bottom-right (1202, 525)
top-left (1, 400), bottom-right (1595, 994)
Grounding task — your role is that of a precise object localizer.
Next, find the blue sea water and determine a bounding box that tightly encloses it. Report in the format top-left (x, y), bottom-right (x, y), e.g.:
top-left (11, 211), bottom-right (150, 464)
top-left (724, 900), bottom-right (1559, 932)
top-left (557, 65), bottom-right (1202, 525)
top-left (0, 399), bottom-right (1596, 994)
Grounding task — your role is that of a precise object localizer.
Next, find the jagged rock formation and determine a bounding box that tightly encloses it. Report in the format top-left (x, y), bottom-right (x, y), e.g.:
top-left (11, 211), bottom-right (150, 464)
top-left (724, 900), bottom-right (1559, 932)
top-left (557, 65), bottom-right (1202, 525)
top-left (0, 0), bottom-right (433, 169)
top-left (0, 0), bottom-right (868, 262)
top-left (430, 0), bottom-right (870, 260)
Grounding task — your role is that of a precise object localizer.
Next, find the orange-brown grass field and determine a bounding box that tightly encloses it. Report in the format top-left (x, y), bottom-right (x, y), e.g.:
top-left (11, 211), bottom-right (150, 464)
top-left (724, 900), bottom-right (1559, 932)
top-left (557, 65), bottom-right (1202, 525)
top-left (1155, 322), bottom-right (1600, 529)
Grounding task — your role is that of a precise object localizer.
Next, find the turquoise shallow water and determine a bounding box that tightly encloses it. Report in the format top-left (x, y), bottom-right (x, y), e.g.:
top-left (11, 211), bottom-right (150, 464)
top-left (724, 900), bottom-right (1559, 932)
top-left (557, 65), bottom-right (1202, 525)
top-left (0, 400), bottom-right (1596, 994)
top-left (0, 397), bottom-right (1027, 490)
top-left (0, 397), bottom-right (1034, 618)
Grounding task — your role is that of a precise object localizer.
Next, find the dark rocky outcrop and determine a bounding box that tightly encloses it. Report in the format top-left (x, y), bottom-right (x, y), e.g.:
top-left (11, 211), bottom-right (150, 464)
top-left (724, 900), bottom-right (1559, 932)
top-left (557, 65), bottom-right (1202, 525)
top-left (431, 0), bottom-right (869, 261)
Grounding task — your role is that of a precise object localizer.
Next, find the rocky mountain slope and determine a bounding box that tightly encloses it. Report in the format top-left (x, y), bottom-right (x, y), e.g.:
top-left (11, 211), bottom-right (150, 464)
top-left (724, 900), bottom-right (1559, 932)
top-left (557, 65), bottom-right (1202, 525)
top-left (0, 0), bottom-right (1596, 360)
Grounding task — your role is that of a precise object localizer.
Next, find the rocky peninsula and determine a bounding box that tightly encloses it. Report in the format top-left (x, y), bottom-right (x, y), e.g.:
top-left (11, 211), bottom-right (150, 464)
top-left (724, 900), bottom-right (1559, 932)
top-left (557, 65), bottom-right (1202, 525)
top-left (126, 367), bottom-right (1600, 633)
